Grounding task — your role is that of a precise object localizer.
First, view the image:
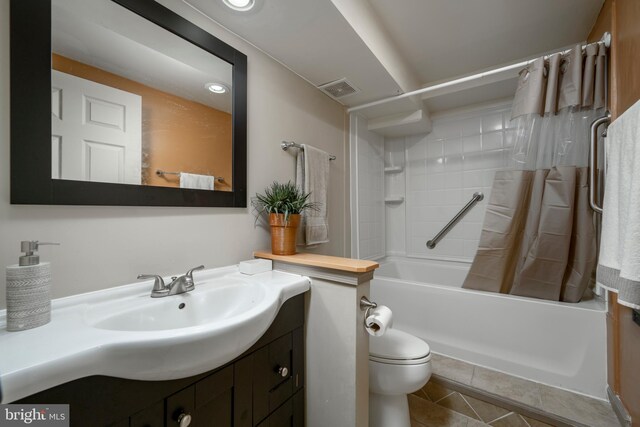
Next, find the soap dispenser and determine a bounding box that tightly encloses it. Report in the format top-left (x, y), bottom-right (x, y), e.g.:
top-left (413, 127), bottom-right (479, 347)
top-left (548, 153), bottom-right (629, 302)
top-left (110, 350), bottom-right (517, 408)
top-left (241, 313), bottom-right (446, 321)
top-left (5, 241), bottom-right (59, 331)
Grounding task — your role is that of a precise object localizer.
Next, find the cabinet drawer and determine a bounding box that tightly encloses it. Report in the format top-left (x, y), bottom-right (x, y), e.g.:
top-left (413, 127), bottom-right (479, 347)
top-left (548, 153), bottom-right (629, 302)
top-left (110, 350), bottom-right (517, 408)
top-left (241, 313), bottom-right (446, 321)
top-left (253, 332), bottom-right (295, 424)
top-left (165, 366), bottom-right (234, 427)
top-left (255, 391), bottom-right (304, 427)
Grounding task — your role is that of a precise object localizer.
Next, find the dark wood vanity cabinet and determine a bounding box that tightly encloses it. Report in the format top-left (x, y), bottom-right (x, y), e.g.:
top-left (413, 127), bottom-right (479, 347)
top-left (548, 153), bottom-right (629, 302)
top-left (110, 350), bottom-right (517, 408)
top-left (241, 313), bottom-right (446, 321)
top-left (17, 294), bottom-right (305, 427)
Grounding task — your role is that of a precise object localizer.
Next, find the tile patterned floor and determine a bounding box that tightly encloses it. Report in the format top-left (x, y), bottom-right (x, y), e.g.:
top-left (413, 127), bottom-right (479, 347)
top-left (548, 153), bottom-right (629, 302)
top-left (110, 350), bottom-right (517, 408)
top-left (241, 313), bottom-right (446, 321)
top-left (408, 353), bottom-right (621, 427)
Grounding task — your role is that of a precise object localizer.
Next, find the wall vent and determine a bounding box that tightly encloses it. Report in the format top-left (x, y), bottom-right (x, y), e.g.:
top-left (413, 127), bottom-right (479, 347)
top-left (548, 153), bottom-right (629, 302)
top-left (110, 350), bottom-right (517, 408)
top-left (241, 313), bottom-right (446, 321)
top-left (318, 78), bottom-right (359, 100)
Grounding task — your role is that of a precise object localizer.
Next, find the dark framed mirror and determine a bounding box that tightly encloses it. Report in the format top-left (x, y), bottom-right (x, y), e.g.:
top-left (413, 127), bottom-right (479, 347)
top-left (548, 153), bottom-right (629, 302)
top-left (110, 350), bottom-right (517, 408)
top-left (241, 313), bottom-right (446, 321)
top-left (10, 0), bottom-right (247, 207)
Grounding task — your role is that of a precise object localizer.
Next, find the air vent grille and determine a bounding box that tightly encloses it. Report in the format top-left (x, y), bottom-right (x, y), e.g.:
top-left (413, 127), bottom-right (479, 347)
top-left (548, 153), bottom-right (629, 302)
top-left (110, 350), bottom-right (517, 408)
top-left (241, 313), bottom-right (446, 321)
top-left (318, 78), bottom-right (359, 99)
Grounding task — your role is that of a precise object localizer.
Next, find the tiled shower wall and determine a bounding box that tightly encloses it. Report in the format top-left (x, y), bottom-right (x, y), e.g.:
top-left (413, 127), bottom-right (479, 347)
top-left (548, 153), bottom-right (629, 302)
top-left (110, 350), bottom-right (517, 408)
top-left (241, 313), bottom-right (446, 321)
top-left (351, 114), bottom-right (385, 260)
top-left (400, 102), bottom-right (514, 261)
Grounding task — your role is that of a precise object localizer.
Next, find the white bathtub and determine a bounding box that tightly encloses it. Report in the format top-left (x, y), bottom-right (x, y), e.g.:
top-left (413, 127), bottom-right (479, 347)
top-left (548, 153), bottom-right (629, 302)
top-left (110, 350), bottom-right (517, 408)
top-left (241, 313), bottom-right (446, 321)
top-left (371, 257), bottom-right (608, 399)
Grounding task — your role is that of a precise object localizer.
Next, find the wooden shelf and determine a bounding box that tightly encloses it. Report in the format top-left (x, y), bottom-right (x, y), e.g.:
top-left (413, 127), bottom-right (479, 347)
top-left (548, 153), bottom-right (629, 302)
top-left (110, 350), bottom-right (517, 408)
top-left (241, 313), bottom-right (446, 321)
top-left (254, 251), bottom-right (379, 273)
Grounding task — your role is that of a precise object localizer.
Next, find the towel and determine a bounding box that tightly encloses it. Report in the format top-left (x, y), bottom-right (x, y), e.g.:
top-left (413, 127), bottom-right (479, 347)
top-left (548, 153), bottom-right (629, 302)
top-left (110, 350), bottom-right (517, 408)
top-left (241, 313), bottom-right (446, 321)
top-left (596, 100), bottom-right (640, 309)
top-left (296, 144), bottom-right (330, 246)
top-left (179, 173), bottom-right (215, 191)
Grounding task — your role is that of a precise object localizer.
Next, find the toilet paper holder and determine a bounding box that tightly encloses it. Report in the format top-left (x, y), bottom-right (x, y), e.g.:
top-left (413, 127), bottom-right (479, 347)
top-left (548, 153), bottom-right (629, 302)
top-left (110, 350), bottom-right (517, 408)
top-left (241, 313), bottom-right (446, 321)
top-left (360, 296), bottom-right (378, 318)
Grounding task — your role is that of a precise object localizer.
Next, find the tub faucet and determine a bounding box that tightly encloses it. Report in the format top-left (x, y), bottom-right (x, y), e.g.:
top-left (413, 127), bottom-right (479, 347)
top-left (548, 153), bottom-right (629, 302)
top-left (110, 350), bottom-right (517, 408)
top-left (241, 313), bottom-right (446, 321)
top-left (137, 265), bottom-right (205, 298)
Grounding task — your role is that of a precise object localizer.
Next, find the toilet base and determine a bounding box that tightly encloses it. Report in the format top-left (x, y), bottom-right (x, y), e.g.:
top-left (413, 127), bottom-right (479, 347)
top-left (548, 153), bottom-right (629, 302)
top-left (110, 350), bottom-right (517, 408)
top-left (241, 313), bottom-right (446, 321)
top-left (369, 392), bottom-right (411, 427)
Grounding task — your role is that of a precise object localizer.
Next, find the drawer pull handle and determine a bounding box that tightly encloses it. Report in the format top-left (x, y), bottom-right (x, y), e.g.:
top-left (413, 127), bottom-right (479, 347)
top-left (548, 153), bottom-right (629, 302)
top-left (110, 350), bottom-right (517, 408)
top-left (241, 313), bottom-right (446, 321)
top-left (277, 366), bottom-right (289, 378)
top-left (177, 412), bottom-right (192, 427)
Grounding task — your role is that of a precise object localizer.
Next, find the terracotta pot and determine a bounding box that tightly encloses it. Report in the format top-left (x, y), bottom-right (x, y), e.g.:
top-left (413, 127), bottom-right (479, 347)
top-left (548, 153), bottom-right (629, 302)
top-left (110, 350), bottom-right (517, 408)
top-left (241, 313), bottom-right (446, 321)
top-left (269, 213), bottom-right (300, 255)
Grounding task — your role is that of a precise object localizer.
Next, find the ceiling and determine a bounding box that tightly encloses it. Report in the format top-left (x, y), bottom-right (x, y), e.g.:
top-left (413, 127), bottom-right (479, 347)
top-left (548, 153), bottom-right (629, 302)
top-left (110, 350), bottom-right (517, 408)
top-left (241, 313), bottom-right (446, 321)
top-left (53, 0), bottom-right (233, 113)
top-left (174, 0), bottom-right (604, 117)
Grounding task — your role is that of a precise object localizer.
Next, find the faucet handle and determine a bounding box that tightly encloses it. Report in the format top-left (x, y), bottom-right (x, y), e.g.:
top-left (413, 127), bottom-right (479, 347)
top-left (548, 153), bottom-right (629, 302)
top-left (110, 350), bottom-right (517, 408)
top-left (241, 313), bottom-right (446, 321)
top-left (137, 274), bottom-right (169, 297)
top-left (184, 265), bottom-right (204, 292)
top-left (186, 265), bottom-right (205, 279)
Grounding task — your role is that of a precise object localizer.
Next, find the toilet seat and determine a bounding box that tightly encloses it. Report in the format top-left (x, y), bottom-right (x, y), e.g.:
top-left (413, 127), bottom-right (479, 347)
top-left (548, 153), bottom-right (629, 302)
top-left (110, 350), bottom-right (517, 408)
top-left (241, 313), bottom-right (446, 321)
top-left (369, 329), bottom-right (431, 365)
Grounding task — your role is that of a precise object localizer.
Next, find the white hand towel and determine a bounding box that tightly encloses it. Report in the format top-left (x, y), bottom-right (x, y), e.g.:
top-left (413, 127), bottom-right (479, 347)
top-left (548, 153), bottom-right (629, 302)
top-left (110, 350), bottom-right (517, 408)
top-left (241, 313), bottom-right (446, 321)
top-left (295, 144), bottom-right (330, 246)
top-left (596, 99), bottom-right (640, 309)
top-left (179, 173), bottom-right (215, 191)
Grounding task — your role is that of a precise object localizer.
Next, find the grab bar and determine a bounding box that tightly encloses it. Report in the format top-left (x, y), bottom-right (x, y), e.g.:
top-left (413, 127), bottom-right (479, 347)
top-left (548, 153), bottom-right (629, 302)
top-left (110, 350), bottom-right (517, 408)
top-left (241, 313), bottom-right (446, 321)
top-left (427, 192), bottom-right (484, 249)
top-left (589, 112), bottom-right (611, 214)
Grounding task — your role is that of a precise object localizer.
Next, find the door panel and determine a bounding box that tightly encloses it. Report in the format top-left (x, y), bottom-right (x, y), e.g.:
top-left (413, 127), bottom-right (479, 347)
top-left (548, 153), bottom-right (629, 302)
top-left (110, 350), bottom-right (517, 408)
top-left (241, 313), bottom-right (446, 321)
top-left (51, 70), bottom-right (141, 184)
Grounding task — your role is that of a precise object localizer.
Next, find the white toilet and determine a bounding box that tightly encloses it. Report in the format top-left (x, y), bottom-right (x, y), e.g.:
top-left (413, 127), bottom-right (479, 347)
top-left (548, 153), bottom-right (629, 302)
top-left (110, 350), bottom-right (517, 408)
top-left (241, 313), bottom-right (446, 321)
top-left (369, 328), bottom-right (432, 427)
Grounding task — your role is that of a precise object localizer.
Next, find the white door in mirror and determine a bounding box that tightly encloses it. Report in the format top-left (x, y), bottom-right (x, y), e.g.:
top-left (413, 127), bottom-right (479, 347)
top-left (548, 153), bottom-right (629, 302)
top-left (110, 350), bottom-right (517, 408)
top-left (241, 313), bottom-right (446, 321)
top-left (51, 70), bottom-right (142, 184)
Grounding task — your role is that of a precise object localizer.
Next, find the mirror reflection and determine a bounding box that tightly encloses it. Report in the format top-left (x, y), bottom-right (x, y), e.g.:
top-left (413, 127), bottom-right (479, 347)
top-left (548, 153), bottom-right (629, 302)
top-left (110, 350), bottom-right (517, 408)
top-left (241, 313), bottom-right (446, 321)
top-left (51, 0), bottom-right (233, 191)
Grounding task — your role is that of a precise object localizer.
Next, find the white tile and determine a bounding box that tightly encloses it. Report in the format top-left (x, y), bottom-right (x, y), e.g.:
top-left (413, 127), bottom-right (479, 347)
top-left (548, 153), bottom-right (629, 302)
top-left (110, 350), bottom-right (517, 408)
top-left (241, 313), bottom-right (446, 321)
top-left (406, 136), bottom-right (426, 158)
top-left (407, 158), bottom-right (426, 172)
top-left (443, 172), bottom-right (462, 189)
top-left (409, 174), bottom-right (426, 191)
top-left (433, 121), bottom-right (461, 139)
top-left (426, 156), bottom-right (445, 173)
top-left (444, 154), bottom-right (463, 171)
top-left (481, 113), bottom-right (503, 133)
top-left (483, 169), bottom-right (497, 186)
top-left (481, 150), bottom-right (504, 169)
top-left (504, 129), bottom-right (516, 147)
top-left (443, 138), bottom-right (462, 155)
top-left (463, 135), bottom-right (481, 153)
top-left (502, 110), bottom-right (515, 129)
top-left (439, 205), bottom-right (460, 221)
top-left (462, 151), bottom-right (483, 171)
top-left (442, 188), bottom-right (462, 205)
top-left (482, 131), bottom-right (503, 150)
top-left (426, 140), bottom-right (443, 158)
top-left (462, 240), bottom-right (479, 258)
top-left (460, 117), bottom-right (482, 137)
top-left (462, 171), bottom-right (483, 189)
top-left (426, 173), bottom-right (445, 190)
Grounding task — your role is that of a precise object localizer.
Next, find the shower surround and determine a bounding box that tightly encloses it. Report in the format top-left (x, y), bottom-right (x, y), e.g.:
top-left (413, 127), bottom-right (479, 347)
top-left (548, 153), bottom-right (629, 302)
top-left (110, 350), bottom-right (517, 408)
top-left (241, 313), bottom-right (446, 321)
top-left (350, 101), bottom-right (607, 399)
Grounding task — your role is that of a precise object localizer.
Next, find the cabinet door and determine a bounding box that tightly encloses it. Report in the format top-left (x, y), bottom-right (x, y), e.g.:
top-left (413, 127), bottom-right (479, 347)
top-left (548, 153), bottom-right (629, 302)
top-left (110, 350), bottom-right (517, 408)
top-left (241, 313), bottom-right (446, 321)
top-left (166, 386), bottom-right (195, 427)
top-left (255, 391), bottom-right (303, 427)
top-left (193, 366), bottom-right (234, 427)
top-left (131, 400), bottom-right (164, 427)
top-left (255, 398), bottom-right (292, 427)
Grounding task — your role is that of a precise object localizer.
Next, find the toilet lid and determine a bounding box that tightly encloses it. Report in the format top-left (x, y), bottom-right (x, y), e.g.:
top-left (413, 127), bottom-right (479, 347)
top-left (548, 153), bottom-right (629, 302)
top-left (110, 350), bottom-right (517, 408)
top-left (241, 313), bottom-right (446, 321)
top-left (370, 329), bottom-right (430, 361)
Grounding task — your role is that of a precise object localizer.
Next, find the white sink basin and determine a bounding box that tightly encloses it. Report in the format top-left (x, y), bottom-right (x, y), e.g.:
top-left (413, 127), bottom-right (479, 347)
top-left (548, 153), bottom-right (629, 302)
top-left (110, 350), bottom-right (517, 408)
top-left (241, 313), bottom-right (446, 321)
top-left (88, 279), bottom-right (266, 331)
top-left (0, 265), bottom-right (310, 403)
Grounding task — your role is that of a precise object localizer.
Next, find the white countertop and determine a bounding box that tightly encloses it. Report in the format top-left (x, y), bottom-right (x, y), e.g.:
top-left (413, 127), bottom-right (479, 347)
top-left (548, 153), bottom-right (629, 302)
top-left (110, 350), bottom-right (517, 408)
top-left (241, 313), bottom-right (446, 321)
top-left (0, 265), bottom-right (309, 403)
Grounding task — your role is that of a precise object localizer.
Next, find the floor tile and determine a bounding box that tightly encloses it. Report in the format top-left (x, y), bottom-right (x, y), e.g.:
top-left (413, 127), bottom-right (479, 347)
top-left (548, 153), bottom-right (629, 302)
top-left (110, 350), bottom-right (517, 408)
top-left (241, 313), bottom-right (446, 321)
top-left (413, 388), bottom-right (432, 401)
top-left (411, 419), bottom-right (428, 427)
top-left (462, 394), bottom-right (510, 423)
top-left (520, 415), bottom-right (554, 427)
top-left (431, 353), bottom-right (475, 384)
top-left (489, 413), bottom-right (528, 427)
top-left (425, 380), bottom-right (455, 402)
top-left (470, 367), bottom-right (542, 408)
top-left (538, 384), bottom-right (620, 427)
top-left (438, 393), bottom-right (481, 420)
top-left (466, 418), bottom-right (490, 427)
top-left (408, 393), bottom-right (472, 427)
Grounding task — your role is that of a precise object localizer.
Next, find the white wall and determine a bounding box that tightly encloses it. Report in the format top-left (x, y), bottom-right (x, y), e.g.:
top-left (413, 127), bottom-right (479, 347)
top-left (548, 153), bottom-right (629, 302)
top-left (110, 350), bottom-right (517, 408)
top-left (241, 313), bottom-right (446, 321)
top-left (0, 0), bottom-right (349, 309)
top-left (350, 114), bottom-right (385, 260)
top-left (402, 101), bottom-right (514, 261)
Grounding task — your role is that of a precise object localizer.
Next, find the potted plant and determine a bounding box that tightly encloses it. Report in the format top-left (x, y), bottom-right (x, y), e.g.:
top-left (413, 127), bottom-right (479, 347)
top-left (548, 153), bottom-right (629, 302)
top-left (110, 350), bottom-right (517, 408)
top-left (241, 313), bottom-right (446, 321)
top-left (252, 181), bottom-right (318, 255)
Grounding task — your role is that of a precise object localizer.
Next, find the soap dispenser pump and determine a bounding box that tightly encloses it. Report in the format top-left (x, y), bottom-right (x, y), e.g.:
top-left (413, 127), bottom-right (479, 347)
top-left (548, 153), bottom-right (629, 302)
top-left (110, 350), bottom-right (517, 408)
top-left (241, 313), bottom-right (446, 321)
top-left (6, 241), bottom-right (59, 331)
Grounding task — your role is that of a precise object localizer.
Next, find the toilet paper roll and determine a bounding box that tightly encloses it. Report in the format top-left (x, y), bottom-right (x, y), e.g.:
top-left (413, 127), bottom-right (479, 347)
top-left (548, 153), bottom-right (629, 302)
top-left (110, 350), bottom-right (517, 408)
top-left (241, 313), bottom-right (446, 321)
top-left (365, 305), bottom-right (393, 336)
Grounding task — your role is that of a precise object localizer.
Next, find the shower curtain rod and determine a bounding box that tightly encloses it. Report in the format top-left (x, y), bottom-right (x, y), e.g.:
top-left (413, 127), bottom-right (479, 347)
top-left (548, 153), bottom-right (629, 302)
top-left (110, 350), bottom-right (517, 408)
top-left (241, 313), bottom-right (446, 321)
top-left (347, 32), bottom-right (611, 114)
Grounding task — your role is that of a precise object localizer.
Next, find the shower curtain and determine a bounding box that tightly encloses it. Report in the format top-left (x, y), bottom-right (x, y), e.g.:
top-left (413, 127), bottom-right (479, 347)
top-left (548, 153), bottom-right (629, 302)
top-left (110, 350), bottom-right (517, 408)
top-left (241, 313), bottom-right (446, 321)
top-left (463, 43), bottom-right (607, 302)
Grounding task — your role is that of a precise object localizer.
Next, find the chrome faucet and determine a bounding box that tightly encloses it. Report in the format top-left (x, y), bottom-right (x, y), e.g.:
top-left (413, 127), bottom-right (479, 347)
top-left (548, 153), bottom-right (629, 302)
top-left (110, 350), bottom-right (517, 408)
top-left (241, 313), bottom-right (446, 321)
top-left (137, 265), bottom-right (205, 298)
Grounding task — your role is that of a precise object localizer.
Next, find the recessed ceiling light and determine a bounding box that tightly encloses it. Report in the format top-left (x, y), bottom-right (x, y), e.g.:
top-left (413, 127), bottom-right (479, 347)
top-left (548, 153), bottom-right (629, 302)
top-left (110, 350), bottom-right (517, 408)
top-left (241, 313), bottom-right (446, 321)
top-left (205, 82), bottom-right (228, 94)
top-left (222, 0), bottom-right (255, 11)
